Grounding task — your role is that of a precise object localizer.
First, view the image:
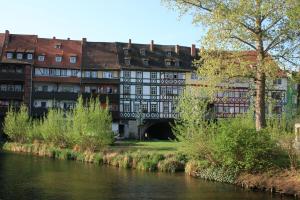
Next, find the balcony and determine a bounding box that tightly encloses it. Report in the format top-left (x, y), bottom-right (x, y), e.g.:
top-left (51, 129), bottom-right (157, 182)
top-left (33, 91), bottom-right (79, 101)
top-left (81, 78), bottom-right (120, 84)
top-left (0, 72), bottom-right (24, 81)
top-left (0, 91), bottom-right (23, 100)
top-left (31, 107), bottom-right (48, 117)
top-left (82, 93), bottom-right (119, 103)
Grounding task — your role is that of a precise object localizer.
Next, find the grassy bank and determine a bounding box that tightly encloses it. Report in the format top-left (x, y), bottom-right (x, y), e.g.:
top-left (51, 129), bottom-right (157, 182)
top-left (1, 141), bottom-right (299, 198)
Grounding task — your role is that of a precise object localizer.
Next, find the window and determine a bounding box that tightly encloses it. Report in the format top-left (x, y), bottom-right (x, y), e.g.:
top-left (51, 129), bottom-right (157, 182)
top-left (167, 86), bottom-right (172, 95)
top-left (55, 44), bottom-right (62, 49)
top-left (136, 71), bottom-right (143, 79)
top-left (125, 58), bottom-right (131, 65)
top-left (70, 56), bottom-right (77, 63)
top-left (103, 71), bottom-right (113, 78)
top-left (40, 68), bottom-right (49, 76)
top-left (273, 79), bottom-right (282, 85)
top-left (0, 85), bottom-right (6, 91)
top-left (41, 102), bottom-right (47, 108)
top-left (55, 56), bottom-right (62, 62)
top-left (6, 52), bottom-right (13, 59)
top-left (136, 85), bottom-right (142, 95)
top-left (166, 51), bottom-right (172, 57)
top-left (175, 60), bottom-right (180, 67)
top-left (165, 60), bottom-right (171, 66)
top-left (191, 72), bottom-right (198, 80)
top-left (16, 67), bottom-right (23, 73)
top-left (150, 104), bottom-right (157, 113)
top-left (124, 85), bottom-right (130, 94)
top-left (124, 103), bottom-right (130, 112)
top-left (271, 92), bottom-right (282, 100)
top-left (71, 70), bottom-right (79, 77)
top-left (91, 71), bottom-right (97, 78)
top-left (161, 87), bottom-right (166, 95)
top-left (150, 87), bottom-right (157, 95)
top-left (140, 49), bottom-right (146, 56)
top-left (61, 69), bottom-right (67, 77)
top-left (124, 49), bottom-right (129, 56)
top-left (143, 59), bottom-right (149, 66)
top-left (42, 85), bottom-right (48, 92)
top-left (141, 104), bottom-right (148, 113)
top-left (106, 87), bottom-right (113, 94)
top-left (163, 102), bottom-right (169, 113)
top-left (50, 69), bottom-right (56, 76)
top-left (150, 72), bottom-right (157, 79)
top-left (17, 53), bottom-right (23, 60)
top-left (85, 71), bottom-right (91, 78)
top-left (38, 55), bottom-right (45, 62)
top-left (133, 104), bottom-right (140, 112)
top-left (124, 71), bottom-right (130, 78)
top-left (27, 54), bottom-right (33, 60)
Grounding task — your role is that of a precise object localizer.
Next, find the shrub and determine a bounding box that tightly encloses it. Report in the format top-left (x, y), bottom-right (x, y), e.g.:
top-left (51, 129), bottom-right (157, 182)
top-left (212, 116), bottom-right (277, 172)
top-left (3, 105), bottom-right (31, 143)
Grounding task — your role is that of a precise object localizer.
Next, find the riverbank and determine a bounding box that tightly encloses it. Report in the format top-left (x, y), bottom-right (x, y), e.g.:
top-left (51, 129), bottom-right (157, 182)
top-left (1, 142), bottom-right (299, 198)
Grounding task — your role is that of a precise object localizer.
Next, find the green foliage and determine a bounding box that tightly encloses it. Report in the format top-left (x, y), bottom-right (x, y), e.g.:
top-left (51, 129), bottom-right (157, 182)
top-left (3, 105), bottom-right (31, 143)
top-left (2, 96), bottom-right (114, 151)
top-left (213, 117), bottom-right (276, 171)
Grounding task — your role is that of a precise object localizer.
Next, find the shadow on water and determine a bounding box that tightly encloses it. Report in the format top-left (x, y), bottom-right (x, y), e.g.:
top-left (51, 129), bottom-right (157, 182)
top-left (0, 152), bottom-right (294, 200)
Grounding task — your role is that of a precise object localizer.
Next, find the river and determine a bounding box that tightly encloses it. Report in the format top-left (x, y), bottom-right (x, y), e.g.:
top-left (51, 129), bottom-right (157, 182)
top-left (0, 152), bottom-right (291, 200)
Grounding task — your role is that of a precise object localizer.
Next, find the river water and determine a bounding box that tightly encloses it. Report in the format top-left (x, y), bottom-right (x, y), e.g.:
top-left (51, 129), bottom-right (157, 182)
top-left (0, 152), bottom-right (291, 200)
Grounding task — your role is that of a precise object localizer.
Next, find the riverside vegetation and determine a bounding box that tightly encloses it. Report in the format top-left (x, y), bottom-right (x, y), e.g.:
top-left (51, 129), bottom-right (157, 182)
top-left (1, 94), bottom-right (300, 196)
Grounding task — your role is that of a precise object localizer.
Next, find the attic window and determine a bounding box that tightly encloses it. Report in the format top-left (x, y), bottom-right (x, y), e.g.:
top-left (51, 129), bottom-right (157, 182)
top-left (38, 55), bottom-right (45, 62)
top-left (143, 58), bottom-right (149, 66)
top-left (55, 55), bottom-right (62, 62)
top-left (165, 60), bottom-right (171, 66)
top-left (17, 53), bottom-right (23, 60)
top-left (125, 57), bottom-right (131, 65)
top-left (55, 43), bottom-right (62, 49)
top-left (140, 49), bottom-right (146, 56)
top-left (70, 56), bottom-right (77, 64)
top-left (166, 51), bottom-right (172, 57)
top-left (27, 54), bottom-right (33, 60)
top-left (124, 48), bottom-right (130, 56)
top-left (6, 52), bottom-right (13, 59)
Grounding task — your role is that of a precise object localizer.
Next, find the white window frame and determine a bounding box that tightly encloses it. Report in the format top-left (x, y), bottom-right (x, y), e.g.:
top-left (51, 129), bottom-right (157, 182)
top-left (6, 52), bottom-right (13, 59)
top-left (38, 55), bottom-right (45, 62)
top-left (55, 56), bottom-right (62, 62)
top-left (124, 103), bottom-right (130, 112)
top-left (103, 71), bottom-right (113, 78)
top-left (27, 54), bottom-right (33, 60)
top-left (70, 56), bottom-right (77, 64)
top-left (124, 71), bottom-right (131, 78)
top-left (136, 85), bottom-right (142, 95)
top-left (136, 71), bottom-right (143, 79)
top-left (150, 87), bottom-right (157, 95)
top-left (17, 53), bottom-right (23, 60)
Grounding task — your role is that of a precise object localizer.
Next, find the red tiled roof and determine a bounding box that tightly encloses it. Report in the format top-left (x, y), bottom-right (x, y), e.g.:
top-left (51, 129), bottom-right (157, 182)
top-left (35, 38), bottom-right (82, 69)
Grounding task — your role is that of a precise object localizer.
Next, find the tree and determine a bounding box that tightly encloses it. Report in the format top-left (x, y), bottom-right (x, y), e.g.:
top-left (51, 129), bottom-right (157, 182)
top-left (163, 0), bottom-right (300, 130)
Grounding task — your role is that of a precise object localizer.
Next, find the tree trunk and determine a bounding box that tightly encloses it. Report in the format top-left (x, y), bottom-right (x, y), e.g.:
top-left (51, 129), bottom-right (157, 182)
top-left (255, 70), bottom-right (266, 130)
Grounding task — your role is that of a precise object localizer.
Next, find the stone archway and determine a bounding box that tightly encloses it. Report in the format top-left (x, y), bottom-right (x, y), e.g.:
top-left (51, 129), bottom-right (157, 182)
top-left (142, 120), bottom-right (175, 140)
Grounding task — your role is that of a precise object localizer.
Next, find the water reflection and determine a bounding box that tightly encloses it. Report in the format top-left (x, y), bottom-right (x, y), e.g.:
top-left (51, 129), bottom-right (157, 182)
top-left (0, 152), bottom-right (291, 200)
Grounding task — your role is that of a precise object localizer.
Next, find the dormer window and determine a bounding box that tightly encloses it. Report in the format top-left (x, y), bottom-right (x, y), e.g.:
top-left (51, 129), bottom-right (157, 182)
top-left (27, 54), bottom-right (33, 60)
top-left (166, 51), bottom-right (172, 57)
top-left (125, 57), bottom-right (131, 65)
top-left (70, 56), bottom-right (77, 64)
top-left (143, 58), bottom-right (149, 66)
top-left (124, 48), bottom-right (130, 56)
top-left (17, 53), bottom-right (23, 60)
top-left (140, 49), bottom-right (146, 56)
top-left (55, 43), bottom-right (62, 49)
top-left (165, 59), bottom-right (171, 66)
top-left (55, 55), bottom-right (62, 62)
top-left (6, 52), bottom-right (13, 59)
top-left (38, 55), bottom-right (45, 62)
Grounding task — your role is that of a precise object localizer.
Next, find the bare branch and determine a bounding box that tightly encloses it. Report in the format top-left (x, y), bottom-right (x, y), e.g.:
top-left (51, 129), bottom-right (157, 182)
top-left (180, 0), bottom-right (212, 12)
top-left (230, 35), bottom-right (257, 50)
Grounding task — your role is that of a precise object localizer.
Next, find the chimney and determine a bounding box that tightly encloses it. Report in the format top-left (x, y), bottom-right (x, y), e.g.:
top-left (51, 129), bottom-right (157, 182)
top-left (191, 44), bottom-right (196, 57)
top-left (175, 45), bottom-right (180, 54)
top-left (53, 36), bottom-right (56, 40)
top-left (150, 40), bottom-right (154, 51)
top-left (4, 30), bottom-right (9, 46)
top-left (82, 38), bottom-right (87, 43)
top-left (67, 37), bottom-right (70, 40)
top-left (128, 39), bottom-right (132, 48)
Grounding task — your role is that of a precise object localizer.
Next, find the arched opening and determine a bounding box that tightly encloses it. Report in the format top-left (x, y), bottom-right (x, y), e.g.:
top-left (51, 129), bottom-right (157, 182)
top-left (144, 121), bottom-right (175, 140)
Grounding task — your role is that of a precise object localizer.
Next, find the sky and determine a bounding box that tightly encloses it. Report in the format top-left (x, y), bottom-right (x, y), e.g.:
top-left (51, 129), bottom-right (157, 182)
top-left (0, 0), bottom-right (204, 47)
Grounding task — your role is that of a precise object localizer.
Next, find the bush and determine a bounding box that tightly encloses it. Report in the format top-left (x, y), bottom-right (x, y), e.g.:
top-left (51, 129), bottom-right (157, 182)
top-left (212, 116), bottom-right (277, 172)
top-left (3, 105), bottom-right (31, 143)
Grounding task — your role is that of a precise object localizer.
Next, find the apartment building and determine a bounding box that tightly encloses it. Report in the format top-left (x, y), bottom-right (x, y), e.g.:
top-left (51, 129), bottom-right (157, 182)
top-left (0, 31), bottom-right (295, 139)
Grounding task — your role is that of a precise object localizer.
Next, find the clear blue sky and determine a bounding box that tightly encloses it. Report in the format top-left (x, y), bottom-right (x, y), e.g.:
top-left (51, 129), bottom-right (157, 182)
top-left (0, 0), bottom-right (204, 47)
